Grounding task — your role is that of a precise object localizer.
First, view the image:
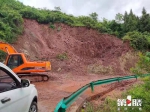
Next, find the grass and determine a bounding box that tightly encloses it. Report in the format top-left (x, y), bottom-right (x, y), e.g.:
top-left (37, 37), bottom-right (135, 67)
top-left (87, 64), bottom-right (114, 75)
top-left (49, 23), bottom-right (56, 29)
top-left (119, 51), bottom-right (139, 74)
top-left (57, 26), bottom-right (61, 31)
top-left (56, 53), bottom-right (68, 61)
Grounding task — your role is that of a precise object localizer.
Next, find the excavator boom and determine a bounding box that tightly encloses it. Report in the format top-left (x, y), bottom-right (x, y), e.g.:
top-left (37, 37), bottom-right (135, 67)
top-left (0, 42), bottom-right (17, 54)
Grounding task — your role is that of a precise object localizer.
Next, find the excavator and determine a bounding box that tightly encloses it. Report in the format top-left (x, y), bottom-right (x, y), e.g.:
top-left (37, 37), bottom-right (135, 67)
top-left (0, 42), bottom-right (51, 82)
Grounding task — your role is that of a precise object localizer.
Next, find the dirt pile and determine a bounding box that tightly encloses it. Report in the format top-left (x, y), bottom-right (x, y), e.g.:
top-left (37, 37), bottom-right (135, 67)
top-left (13, 19), bottom-right (138, 76)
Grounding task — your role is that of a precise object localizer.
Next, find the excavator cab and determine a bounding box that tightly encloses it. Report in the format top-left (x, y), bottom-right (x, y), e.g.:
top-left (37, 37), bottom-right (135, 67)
top-left (6, 54), bottom-right (24, 69)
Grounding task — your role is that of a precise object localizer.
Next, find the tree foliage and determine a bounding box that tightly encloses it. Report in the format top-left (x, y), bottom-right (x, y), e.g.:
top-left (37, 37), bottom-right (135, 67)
top-left (54, 6), bottom-right (61, 12)
top-left (123, 31), bottom-right (150, 50)
top-left (0, 0), bottom-right (23, 43)
top-left (115, 13), bottom-right (123, 23)
top-left (0, 51), bottom-right (7, 62)
top-left (131, 52), bottom-right (150, 75)
top-left (89, 12), bottom-right (98, 21)
top-left (139, 7), bottom-right (150, 32)
top-left (1, 0), bottom-right (150, 51)
top-left (123, 9), bottom-right (139, 33)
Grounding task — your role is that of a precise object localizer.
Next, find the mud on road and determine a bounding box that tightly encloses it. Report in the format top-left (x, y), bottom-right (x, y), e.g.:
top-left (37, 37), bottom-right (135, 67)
top-left (33, 72), bottom-right (139, 112)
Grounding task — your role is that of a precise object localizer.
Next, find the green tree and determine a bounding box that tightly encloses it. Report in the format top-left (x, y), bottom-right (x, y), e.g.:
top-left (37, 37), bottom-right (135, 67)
top-left (109, 20), bottom-right (123, 37)
top-left (139, 7), bottom-right (150, 32)
top-left (123, 11), bottom-right (128, 32)
top-left (89, 12), bottom-right (98, 21)
top-left (115, 13), bottom-right (123, 23)
top-left (128, 9), bottom-right (139, 31)
top-left (54, 6), bottom-right (61, 12)
top-left (123, 9), bottom-right (139, 33)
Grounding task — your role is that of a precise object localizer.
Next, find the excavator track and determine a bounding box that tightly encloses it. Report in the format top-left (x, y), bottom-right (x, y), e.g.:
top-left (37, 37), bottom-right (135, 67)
top-left (18, 73), bottom-right (49, 82)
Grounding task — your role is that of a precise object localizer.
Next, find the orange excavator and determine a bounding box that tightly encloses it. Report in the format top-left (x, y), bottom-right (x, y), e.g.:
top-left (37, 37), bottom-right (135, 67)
top-left (0, 42), bottom-right (51, 82)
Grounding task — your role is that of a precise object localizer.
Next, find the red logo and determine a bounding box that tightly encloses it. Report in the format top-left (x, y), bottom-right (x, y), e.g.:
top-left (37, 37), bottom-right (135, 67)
top-left (126, 99), bottom-right (131, 104)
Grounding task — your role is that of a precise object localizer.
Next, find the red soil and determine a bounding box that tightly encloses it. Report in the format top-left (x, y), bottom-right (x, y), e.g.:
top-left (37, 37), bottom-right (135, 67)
top-left (13, 19), bottom-right (137, 76)
top-left (11, 19), bottom-right (139, 112)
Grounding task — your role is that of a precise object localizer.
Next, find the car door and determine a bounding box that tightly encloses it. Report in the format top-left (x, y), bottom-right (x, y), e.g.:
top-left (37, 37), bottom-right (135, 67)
top-left (0, 67), bottom-right (30, 112)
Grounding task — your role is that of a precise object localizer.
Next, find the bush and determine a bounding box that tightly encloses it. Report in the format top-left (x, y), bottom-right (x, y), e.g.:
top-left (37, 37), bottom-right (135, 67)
top-left (57, 26), bottom-right (61, 31)
top-left (49, 23), bottom-right (55, 29)
top-left (123, 31), bottom-right (149, 50)
top-left (131, 52), bottom-right (150, 75)
top-left (125, 79), bottom-right (150, 112)
top-left (56, 53), bottom-right (68, 61)
top-left (0, 3), bottom-right (23, 43)
top-left (20, 7), bottom-right (41, 20)
top-left (0, 51), bottom-right (7, 62)
top-left (84, 78), bottom-right (150, 112)
top-left (84, 52), bottom-right (150, 112)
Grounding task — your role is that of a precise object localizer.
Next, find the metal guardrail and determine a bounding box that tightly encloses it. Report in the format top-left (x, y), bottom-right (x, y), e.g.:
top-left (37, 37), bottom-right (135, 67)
top-left (54, 74), bottom-right (150, 112)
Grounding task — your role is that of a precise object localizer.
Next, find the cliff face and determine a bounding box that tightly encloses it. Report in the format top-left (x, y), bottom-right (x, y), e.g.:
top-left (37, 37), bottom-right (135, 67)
top-left (13, 19), bottom-right (138, 75)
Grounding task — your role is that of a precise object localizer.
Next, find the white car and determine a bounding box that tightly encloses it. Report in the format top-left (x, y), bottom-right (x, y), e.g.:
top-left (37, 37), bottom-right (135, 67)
top-left (0, 62), bottom-right (38, 112)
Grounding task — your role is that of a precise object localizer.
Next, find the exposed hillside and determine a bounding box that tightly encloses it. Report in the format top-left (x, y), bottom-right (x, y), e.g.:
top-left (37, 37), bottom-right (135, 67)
top-left (1, 0), bottom-right (150, 52)
top-left (12, 19), bottom-right (138, 76)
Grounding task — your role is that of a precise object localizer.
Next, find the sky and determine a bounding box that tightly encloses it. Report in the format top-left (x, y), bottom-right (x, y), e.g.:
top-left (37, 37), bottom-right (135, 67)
top-left (18, 0), bottom-right (150, 20)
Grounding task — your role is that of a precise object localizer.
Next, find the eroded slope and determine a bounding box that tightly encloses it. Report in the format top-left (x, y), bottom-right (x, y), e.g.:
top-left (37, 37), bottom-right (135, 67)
top-left (13, 19), bottom-right (138, 76)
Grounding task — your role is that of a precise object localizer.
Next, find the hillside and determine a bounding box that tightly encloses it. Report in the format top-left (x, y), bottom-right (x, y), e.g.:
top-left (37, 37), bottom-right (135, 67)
top-left (1, 0), bottom-right (150, 52)
top-left (1, 0), bottom-right (148, 112)
top-left (8, 19), bottom-right (140, 112)
top-left (12, 19), bottom-right (138, 76)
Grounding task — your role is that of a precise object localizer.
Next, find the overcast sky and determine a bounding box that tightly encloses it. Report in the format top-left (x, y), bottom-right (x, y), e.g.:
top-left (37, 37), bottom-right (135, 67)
top-left (18, 0), bottom-right (150, 20)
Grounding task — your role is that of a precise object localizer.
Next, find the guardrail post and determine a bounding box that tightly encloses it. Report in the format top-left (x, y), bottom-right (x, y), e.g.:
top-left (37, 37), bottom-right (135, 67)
top-left (90, 82), bottom-right (94, 92)
top-left (54, 99), bottom-right (66, 112)
top-left (117, 77), bottom-right (120, 82)
top-left (59, 104), bottom-right (66, 112)
top-left (135, 75), bottom-right (138, 80)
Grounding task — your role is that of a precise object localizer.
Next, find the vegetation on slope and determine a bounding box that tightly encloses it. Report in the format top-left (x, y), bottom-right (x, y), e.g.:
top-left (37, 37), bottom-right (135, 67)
top-left (85, 78), bottom-right (150, 112)
top-left (84, 77), bottom-right (150, 112)
top-left (84, 53), bottom-right (150, 112)
top-left (0, 0), bottom-right (23, 43)
top-left (1, 0), bottom-right (150, 51)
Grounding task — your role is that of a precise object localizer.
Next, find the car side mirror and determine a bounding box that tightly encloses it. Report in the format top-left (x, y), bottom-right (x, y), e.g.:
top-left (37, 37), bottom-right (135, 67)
top-left (21, 79), bottom-right (30, 87)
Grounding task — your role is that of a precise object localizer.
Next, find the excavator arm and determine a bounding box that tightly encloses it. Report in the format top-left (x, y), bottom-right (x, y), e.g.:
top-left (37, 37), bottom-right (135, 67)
top-left (0, 42), bottom-right (17, 54)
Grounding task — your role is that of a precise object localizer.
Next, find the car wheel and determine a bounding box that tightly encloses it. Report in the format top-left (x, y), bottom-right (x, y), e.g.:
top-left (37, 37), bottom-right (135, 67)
top-left (29, 102), bottom-right (38, 112)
